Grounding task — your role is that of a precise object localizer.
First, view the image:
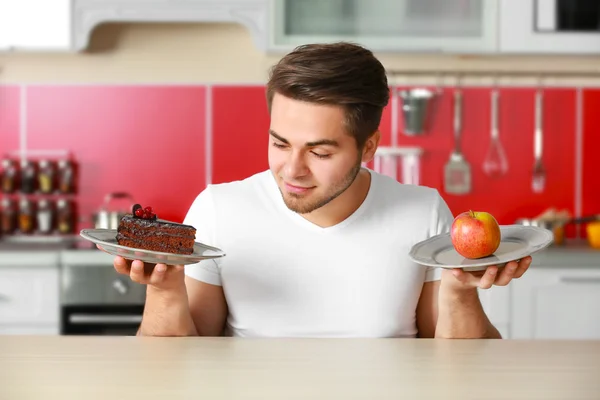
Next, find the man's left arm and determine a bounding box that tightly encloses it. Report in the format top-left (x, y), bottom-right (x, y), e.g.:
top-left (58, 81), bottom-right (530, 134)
top-left (416, 257), bottom-right (532, 339)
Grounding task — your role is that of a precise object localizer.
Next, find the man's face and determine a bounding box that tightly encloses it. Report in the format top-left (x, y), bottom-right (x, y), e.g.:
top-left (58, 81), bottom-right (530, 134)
top-left (268, 93), bottom-right (367, 214)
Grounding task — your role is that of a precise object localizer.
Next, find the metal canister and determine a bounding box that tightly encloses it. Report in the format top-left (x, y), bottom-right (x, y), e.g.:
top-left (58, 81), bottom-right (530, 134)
top-left (57, 159), bottom-right (74, 194)
top-left (37, 199), bottom-right (54, 234)
top-left (57, 199), bottom-right (73, 234)
top-left (1, 198), bottom-right (17, 234)
top-left (20, 160), bottom-right (37, 194)
top-left (1, 159), bottom-right (18, 194)
top-left (18, 198), bottom-right (35, 234)
top-left (38, 159), bottom-right (55, 194)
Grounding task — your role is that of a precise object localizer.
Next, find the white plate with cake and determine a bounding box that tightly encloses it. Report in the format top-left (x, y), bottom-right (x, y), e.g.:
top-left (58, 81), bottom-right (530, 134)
top-left (80, 204), bottom-right (226, 266)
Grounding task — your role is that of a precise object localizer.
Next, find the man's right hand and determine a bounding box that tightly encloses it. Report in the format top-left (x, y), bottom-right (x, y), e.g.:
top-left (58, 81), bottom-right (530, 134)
top-left (112, 256), bottom-right (186, 292)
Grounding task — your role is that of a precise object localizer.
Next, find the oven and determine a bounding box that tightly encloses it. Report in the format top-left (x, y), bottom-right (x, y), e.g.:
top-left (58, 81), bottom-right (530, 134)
top-left (60, 258), bottom-right (146, 336)
top-left (500, 0), bottom-right (600, 53)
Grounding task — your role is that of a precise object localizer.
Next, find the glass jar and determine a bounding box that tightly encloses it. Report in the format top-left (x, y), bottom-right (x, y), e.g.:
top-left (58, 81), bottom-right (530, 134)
top-left (20, 160), bottom-right (37, 194)
top-left (1, 198), bottom-right (17, 234)
top-left (38, 159), bottom-right (55, 194)
top-left (57, 159), bottom-right (74, 194)
top-left (1, 159), bottom-right (19, 194)
top-left (37, 199), bottom-right (54, 234)
top-left (18, 198), bottom-right (35, 234)
top-left (57, 199), bottom-right (73, 234)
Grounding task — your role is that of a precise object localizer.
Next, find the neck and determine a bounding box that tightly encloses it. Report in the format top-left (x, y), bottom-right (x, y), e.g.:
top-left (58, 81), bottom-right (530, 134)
top-left (302, 168), bottom-right (372, 228)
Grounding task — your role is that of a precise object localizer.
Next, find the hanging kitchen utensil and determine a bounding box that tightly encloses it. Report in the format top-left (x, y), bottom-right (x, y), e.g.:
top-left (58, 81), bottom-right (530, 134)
top-left (483, 87), bottom-right (508, 178)
top-left (444, 81), bottom-right (471, 195)
top-left (398, 88), bottom-right (436, 136)
top-left (397, 72), bottom-right (443, 137)
top-left (532, 87), bottom-right (546, 193)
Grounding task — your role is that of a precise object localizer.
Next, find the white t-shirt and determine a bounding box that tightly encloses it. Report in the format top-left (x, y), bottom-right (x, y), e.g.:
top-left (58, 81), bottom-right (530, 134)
top-left (184, 169), bottom-right (454, 338)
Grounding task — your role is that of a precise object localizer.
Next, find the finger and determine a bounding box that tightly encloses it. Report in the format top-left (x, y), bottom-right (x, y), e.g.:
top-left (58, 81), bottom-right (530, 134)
top-left (479, 266), bottom-right (498, 289)
top-left (130, 260), bottom-right (150, 284)
top-left (493, 261), bottom-right (518, 286)
top-left (513, 256), bottom-right (532, 279)
top-left (114, 257), bottom-right (132, 275)
top-left (172, 265), bottom-right (185, 273)
top-left (149, 264), bottom-right (168, 286)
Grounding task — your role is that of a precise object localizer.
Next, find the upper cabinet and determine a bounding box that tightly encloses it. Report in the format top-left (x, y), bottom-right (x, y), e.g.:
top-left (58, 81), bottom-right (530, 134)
top-left (0, 0), bottom-right (71, 51)
top-left (2, 0), bottom-right (600, 55)
top-left (268, 0), bottom-right (499, 53)
top-left (500, 0), bottom-right (600, 54)
top-left (71, 0), bottom-right (268, 52)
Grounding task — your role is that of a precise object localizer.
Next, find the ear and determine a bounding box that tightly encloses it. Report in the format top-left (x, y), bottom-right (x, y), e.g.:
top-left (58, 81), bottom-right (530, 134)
top-left (361, 130), bottom-right (380, 164)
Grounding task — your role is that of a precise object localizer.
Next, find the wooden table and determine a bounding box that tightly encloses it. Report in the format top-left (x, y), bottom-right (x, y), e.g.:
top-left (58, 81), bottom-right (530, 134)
top-left (1, 336), bottom-right (599, 399)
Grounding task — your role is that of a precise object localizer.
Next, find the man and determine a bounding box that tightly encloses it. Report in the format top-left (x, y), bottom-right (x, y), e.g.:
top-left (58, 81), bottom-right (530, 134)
top-left (112, 42), bottom-right (531, 338)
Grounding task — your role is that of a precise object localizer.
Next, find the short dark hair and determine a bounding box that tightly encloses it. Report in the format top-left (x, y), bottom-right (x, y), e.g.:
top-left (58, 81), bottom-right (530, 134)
top-left (266, 42), bottom-right (389, 149)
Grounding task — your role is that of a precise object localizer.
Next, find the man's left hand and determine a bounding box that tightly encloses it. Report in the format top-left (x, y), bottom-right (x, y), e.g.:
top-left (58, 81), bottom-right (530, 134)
top-left (441, 256), bottom-right (533, 290)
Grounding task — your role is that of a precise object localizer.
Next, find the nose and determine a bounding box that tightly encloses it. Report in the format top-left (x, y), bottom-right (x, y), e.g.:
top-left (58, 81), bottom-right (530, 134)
top-left (284, 150), bottom-right (309, 179)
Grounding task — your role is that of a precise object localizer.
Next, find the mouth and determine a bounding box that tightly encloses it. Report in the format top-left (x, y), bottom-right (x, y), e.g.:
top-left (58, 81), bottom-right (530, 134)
top-left (284, 182), bottom-right (315, 195)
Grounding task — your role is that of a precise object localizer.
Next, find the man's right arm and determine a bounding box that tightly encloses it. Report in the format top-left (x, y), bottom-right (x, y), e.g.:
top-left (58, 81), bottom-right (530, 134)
top-left (138, 276), bottom-right (227, 337)
top-left (112, 257), bottom-right (227, 336)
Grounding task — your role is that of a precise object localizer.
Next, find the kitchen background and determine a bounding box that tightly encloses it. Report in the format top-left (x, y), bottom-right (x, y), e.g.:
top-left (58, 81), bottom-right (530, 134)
top-left (1, 82), bottom-right (599, 232)
top-left (1, 0), bottom-right (600, 339)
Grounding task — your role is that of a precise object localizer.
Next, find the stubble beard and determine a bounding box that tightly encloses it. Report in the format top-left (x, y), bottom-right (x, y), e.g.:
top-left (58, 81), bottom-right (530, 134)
top-left (279, 157), bottom-right (363, 215)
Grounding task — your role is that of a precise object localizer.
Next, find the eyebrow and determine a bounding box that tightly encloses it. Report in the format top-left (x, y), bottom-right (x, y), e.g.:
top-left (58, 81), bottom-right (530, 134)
top-left (269, 130), bottom-right (340, 148)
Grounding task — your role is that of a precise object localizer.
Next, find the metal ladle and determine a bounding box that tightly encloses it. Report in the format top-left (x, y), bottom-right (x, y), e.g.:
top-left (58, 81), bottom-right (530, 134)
top-left (483, 87), bottom-right (508, 178)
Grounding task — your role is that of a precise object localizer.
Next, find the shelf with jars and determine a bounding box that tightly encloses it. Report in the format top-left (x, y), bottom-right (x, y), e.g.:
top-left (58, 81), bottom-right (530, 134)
top-left (0, 150), bottom-right (78, 241)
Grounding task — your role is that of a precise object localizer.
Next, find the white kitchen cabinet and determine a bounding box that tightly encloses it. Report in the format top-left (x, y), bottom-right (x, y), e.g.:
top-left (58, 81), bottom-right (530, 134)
top-left (0, 252), bottom-right (60, 335)
top-left (511, 268), bottom-right (600, 340)
top-left (72, 0), bottom-right (268, 51)
top-left (499, 0), bottom-right (600, 54)
top-left (268, 0), bottom-right (499, 53)
top-left (478, 285), bottom-right (511, 338)
top-left (0, 0), bottom-right (71, 51)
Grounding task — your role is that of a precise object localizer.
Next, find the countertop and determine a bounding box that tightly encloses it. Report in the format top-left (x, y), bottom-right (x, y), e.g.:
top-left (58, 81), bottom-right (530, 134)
top-left (1, 337), bottom-right (599, 400)
top-left (0, 238), bottom-right (598, 268)
top-left (530, 240), bottom-right (600, 267)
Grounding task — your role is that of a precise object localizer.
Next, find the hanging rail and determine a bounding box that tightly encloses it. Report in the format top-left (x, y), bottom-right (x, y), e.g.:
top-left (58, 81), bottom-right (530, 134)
top-left (385, 69), bottom-right (600, 78)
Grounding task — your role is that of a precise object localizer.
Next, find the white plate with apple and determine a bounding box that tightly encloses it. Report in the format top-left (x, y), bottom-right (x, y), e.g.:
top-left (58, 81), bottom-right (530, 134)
top-left (409, 212), bottom-right (554, 272)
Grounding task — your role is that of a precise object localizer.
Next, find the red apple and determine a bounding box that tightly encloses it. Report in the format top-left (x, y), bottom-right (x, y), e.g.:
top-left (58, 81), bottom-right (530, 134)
top-left (451, 210), bottom-right (501, 259)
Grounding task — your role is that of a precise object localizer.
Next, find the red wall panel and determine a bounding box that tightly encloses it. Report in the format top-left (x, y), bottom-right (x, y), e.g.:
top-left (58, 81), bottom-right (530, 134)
top-left (583, 89), bottom-right (600, 219)
top-left (211, 86), bottom-right (270, 184)
top-left (378, 89), bottom-right (393, 146)
top-left (0, 86), bottom-right (21, 157)
top-left (385, 87), bottom-right (577, 225)
top-left (26, 86), bottom-right (206, 228)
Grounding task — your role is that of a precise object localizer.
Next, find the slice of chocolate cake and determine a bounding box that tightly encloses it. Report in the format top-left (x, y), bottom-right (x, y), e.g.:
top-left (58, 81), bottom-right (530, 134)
top-left (116, 204), bottom-right (196, 255)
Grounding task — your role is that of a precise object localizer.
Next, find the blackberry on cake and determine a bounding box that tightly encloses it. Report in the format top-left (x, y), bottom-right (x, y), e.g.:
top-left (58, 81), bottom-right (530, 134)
top-left (116, 204), bottom-right (197, 255)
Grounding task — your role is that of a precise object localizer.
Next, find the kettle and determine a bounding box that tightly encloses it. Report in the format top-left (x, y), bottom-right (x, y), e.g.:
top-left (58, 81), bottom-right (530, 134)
top-left (93, 192), bottom-right (135, 230)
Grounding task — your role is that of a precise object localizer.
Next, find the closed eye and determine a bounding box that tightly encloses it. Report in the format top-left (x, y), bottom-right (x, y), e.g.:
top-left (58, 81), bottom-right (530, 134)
top-left (311, 151), bottom-right (331, 159)
top-left (272, 141), bottom-right (330, 159)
